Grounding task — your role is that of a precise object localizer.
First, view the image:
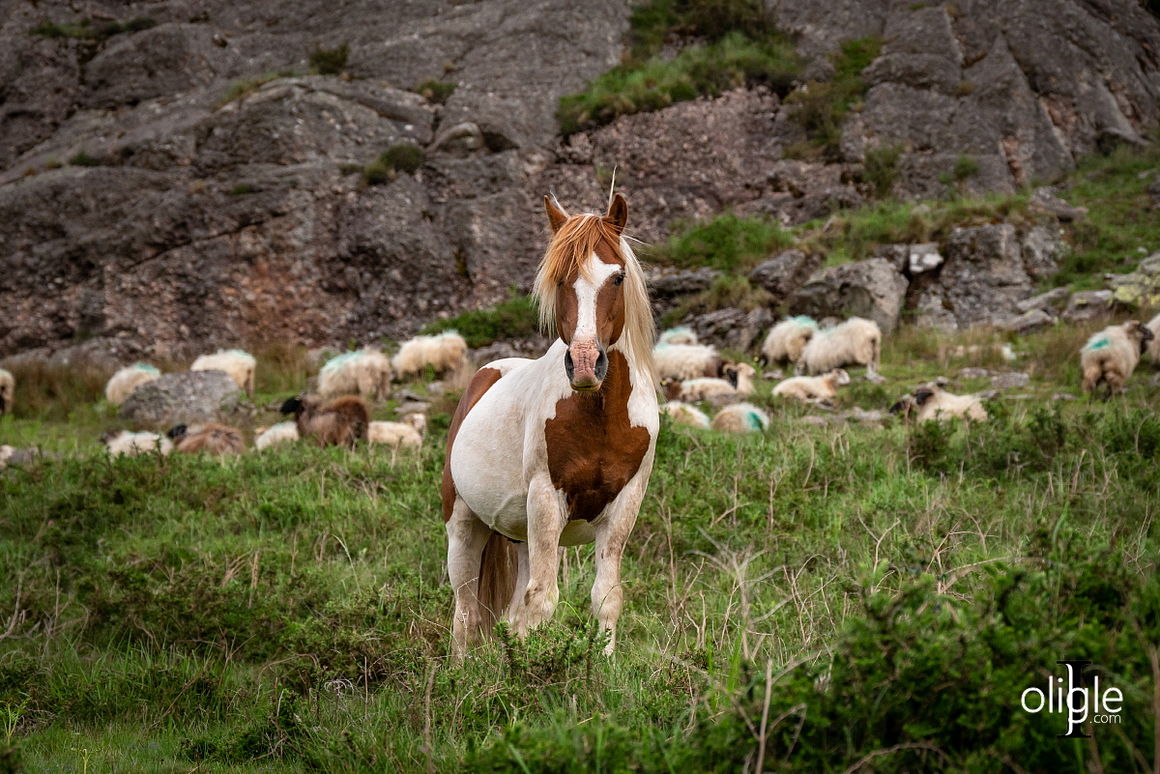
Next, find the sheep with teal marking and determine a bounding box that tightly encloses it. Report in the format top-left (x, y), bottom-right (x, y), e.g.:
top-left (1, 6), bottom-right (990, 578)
top-left (657, 326), bottom-right (699, 346)
top-left (105, 363), bottom-right (161, 405)
top-left (653, 343), bottom-right (724, 381)
top-left (318, 348), bottom-right (393, 401)
top-left (760, 316), bottom-right (818, 368)
top-left (711, 402), bottom-right (770, 434)
top-left (1080, 320), bottom-right (1154, 397)
top-left (191, 349), bottom-right (257, 396)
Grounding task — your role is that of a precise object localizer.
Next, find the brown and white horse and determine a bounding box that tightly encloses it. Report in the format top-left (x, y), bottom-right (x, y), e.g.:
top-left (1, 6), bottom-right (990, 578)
top-left (442, 193), bottom-right (658, 659)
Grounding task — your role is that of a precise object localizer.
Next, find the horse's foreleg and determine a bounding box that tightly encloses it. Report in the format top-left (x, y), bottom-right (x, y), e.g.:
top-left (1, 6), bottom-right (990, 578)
top-left (512, 475), bottom-right (566, 637)
top-left (591, 477), bottom-right (647, 655)
top-left (505, 541), bottom-right (531, 624)
top-left (446, 497), bottom-right (492, 661)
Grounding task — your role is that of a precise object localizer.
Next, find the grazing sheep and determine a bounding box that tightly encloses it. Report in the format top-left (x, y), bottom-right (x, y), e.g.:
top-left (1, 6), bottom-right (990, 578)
top-left (105, 363), bottom-right (161, 405)
top-left (657, 326), bottom-right (699, 346)
top-left (392, 331), bottom-right (469, 380)
top-left (102, 430), bottom-right (173, 457)
top-left (280, 394), bottom-right (369, 447)
top-left (760, 316), bottom-right (818, 367)
top-left (653, 343), bottom-right (723, 381)
top-left (318, 349), bottom-right (393, 401)
top-left (711, 402), bottom-right (770, 434)
top-left (666, 363), bottom-right (756, 403)
top-left (772, 368), bottom-right (850, 405)
top-left (659, 400), bottom-right (711, 429)
top-left (1146, 312), bottom-right (1160, 364)
top-left (254, 421), bottom-right (300, 450)
top-left (368, 413), bottom-right (427, 450)
top-left (889, 385), bottom-right (988, 422)
top-left (167, 422), bottom-right (246, 455)
top-left (1079, 320), bottom-right (1155, 397)
top-left (0, 445), bottom-right (13, 468)
top-left (0, 367), bottom-right (12, 417)
top-left (191, 349), bottom-right (257, 396)
top-left (799, 317), bottom-right (882, 380)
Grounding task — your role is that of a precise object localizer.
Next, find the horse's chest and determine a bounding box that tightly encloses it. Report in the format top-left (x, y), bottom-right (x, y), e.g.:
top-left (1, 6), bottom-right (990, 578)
top-left (544, 391), bottom-right (650, 522)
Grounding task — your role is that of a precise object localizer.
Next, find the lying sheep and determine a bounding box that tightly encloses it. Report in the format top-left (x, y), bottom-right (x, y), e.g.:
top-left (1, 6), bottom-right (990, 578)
top-left (772, 368), bottom-right (850, 405)
top-left (105, 363), bottom-right (161, 405)
top-left (319, 349), bottom-right (393, 401)
top-left (392, 331), bottom-right (468, 380)
top-left (1146, 312), bottom-right (1160, 364)
top-left (167, 422), bottom-right (246, 455)
top-left (889, 385), bottom-right (988, 422)
top-left (280, 394), bottom-right (370, 447)
top-left (1080, 320), bottom-right (1154, 397)
top-left (760, 316), bottom-right (818, 367)
top-left (653, 343), bottom-right (723, 382)
top-left (799, 317), bottom-right (882, 381)
top-left (711, 402), bottom-right (770, 434)
top-left (368, 413), bottom-right (427, 450)
top-left (657, 326), bottom-right (699, 346)
top-left (254, 421), bottom-right (300, 450)
top-left (665, 363), bottom-right (756, 403)
top-left (0, 368), bottom-right (12, 418)
top-left (102, 430), bottom-right (173, 457)
top-left (191, 349), bottom-right (257, 396)
top-left (659, 400), bottom-right (711, 429)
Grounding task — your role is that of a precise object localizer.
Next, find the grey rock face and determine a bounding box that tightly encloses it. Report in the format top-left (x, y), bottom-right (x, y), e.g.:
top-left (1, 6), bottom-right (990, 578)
top-left (747, 249), bottom-right (821, 301)
top-left (686, 307), bottom-right (774, 353)
top-left (1063, 290), bottom-right (1114, 322)
top-left (934, 224), bottom-right (1034, 327)
top-left (991, 372), bottom-right (1031, 390)
top-left (996, 308), bottom-right (1055, 334)
top-left (119, 370), bottom-right (242, 427)
top-left (1017, 287), bottom-right (1071, 314)
top-left (1109, 252), bottom-right (1160, 308)
top-left (789, 258), bottom-right (909, 333)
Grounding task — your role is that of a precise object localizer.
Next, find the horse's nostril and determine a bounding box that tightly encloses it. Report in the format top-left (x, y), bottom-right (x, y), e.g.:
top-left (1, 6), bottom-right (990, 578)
top-left (594, 349), bottom-right (608, 381)
top-left (564, 350), bottom-right (575, 382)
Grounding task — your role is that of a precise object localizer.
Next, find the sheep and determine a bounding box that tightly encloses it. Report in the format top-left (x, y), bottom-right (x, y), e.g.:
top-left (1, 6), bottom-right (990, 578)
top-left (167, 422), bottom-right (246, 455)
top-left (772, 368), bottom-right (850, 406)
top-left (710, 402), bottom-right (770, 434)
top-left (657, 326), bottom-right (699, 346)
top-left (889, 385), bottom-right (988, 422)
top-left (367, 413), bottom-right (427, 450)
top-left (799, 317), bottom-right (882, 381)
top-left (760, 316), bottom-right (818, 367)
top-left (659, 400), bottom-right (711, 429)
top-left (0, 367), bottom-right (12, 418)
top-left (1146, 312), bottom-right (1160, 364)
top-left (1079, 320), bottom-right (1155, 397)
top-left (0, 445), bottom-right (13, 469)
top-left (105, 363), bottom-right (161, 405)
top-left (318, 349), bottom-right (393, 401)
top-left (653, 343), bottom-right (723, 382)
top-left (254, 421), bottom-right (300, 450)
top-left (191, 349), bottom-right (257, 396)
top-left (665, 363), bottom-right (756, 403)
top-left (392, 331), bottom-right (468, 380)
top-left (280, 394), bottom-right (370, 447)
top-left (102, 430), bottom-right (173, 457)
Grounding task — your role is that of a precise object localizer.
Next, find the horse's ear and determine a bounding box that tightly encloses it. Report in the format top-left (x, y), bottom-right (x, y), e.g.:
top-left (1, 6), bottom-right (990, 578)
top-left (604, 192), bottom-right (628, 235)
top-left (544, 195), bottom-right (569, 234)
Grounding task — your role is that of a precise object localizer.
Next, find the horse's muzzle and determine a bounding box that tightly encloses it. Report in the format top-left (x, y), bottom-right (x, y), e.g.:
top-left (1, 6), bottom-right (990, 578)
top-left (564, 345), bottom-right (607, 391)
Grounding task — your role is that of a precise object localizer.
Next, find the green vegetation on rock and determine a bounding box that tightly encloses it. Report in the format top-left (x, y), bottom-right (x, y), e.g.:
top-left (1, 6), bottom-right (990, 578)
top-left (421, 292), bottom-right (540, 347)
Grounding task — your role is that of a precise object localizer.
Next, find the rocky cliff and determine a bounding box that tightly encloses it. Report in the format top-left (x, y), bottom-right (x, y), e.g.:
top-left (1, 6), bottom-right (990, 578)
top-left (2, 0), bottom-right (1158, 362)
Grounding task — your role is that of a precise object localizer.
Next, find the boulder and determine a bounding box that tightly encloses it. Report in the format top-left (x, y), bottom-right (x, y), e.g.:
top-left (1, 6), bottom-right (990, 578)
top-left (908, 243), bottom-right (943, 275)
top-left (995, 308), bottom-right (1054, 334)
top-left (991, 372), bottom-right (1030, 390)
top-left (788, 258), bottom-right (908, 333)
top-left (747, 249), bottom-right (819, 300)
top-left (1109, 252), bottom-right (1160, 309)
top-left (119, 370), bottom-right (242, 427)
top-left (685, 307), bottom-right (774, 352)
top-left (1029, 187), bottom-right (1088, 223)
top-left (1016, 287), bottom-right (1070, 313)
top-left (937, 224), bottom-right (1034, 326)
top-left (1063, 290), bottom-right (1113, 322)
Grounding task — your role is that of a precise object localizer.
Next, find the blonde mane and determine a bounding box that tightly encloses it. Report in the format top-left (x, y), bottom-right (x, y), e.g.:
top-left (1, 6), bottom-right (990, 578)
top-left (534, 214), bottom-right (656, 385)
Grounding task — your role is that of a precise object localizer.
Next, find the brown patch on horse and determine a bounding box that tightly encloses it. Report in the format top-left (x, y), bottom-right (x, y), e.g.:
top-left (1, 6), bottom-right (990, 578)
top-left (544, 350), bottom-right (650, 521)
top-left (442, 367), bottom-right (503, 521)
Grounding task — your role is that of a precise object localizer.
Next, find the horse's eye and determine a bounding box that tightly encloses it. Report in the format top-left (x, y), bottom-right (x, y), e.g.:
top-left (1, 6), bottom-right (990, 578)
top-left (613, 273), bottom-right (625, 286)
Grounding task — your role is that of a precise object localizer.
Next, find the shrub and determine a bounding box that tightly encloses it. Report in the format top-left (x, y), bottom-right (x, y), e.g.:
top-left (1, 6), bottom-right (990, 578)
top-left (645, 212), bottom-right (792, 272)
top-left (862, 144), bottom-right (903, 198)
top-left (362, 145), bottom-right (424, 185)
top-left (415, 80), bottom-right (456, 104)
top-left (68, 151), bottom-right (101, 167)
top-left (308, 43), bottom-right (349, 75)
top-left (421, 292), bottom-right (539, 347)
top-left (784, 36), bottom-right (883, 160)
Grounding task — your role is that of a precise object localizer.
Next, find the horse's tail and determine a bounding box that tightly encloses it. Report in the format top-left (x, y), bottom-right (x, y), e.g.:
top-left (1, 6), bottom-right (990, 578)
top-left (478, 532), bottom-right (517, 631)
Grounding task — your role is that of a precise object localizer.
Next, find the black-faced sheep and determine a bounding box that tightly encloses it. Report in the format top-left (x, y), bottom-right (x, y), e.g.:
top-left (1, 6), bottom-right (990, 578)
top-left (653, 343), bottom-right (723, 382)
top-left (710, 402), bottom-right (770, 434)
top-left (191, 349), bottom-right (257, 396)
top-left (799, 317), bottom-right (882, 381)
top-left (659, 400), bottom-right (711, 429)
top-left (760, 316), bottom-right (818, 367)
top-left (101, 430), bottom-right (173, 457)
top-left (772, 368), bottom-right (850, 405)
top-left (105, 363), bottom-right (161, 405)
top-left (280, 394), bottom-right (370, 447)
top-left (1079, 320), bottom-right (1154, 398)
top-left (167, 422), bottom-right (246, 455)
top-left (318, 349), bottom-right (393, 401)
top-left (889, 385), bottom-right (988, 422)
top-left (1146, 312), bottom-right (1160, 364)
top-left (0, 368), bottom-right (12, 418)
top-left (392, 332), bottom-right (468, 380)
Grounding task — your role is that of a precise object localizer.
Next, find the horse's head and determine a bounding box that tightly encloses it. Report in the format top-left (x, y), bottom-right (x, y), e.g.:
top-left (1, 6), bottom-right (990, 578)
top-left (539, 193), bottom-right (636, 392)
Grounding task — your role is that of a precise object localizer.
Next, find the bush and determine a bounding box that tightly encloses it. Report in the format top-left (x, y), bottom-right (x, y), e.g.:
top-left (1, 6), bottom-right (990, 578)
top-left (363, 144), bottom-right (424, 184)
top-left (863, 144), bottom-right (903, 198)
top-left (67, 151), bottom-right (101, 167)
top-left (308, 43), bottom-right (349, 75)
top-left (415, 80), bottom-right (456, 104)
top-left (645, 212), bottom-right (792, 272)
top-left (784, 36), bottom-right (883, 160)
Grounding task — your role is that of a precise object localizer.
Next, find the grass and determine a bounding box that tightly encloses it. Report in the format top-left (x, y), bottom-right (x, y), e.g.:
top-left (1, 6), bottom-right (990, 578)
top-left (308, 43), bottom-right (349, 76)
top-left (0, 322), bottom-right (1156, 771)
top-left (415, 80), bottom-right (456, 105)
top-left (363, 145), bottom-right (425, 185)
top-left (421, 292), bottom-right (539, 348)
top-left (644, 211), bottom-right (793, 273)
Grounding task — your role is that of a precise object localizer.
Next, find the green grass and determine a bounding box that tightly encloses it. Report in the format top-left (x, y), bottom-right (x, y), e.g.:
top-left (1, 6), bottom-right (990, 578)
top-left (645, 211), bottom-right (794, 272)
top-left (363, 144), bottom-right (425, 185)
top-left (421, 292), bottom-right (539, 348)
top-left (308, 43), bottom-right (349, 76)
top-left (0, 323), bottom-right (1157, 770)
top-left (415, 80), bottom-right (456, 105)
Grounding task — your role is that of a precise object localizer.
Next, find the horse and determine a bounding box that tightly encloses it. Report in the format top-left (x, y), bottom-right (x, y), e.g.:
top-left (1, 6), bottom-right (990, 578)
top-left (442, 192), bottom-right (658, 659)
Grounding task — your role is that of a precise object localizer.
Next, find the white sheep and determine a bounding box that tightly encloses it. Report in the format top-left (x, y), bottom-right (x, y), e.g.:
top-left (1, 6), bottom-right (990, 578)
top-left (1146, 312), bottom-right (1160, 364)
top-left (318, 349), bottom-right (393, 401)
top-left (367, 413), bottom-right (427, 450)
top-left (653, 343), bottom-right (723, 381)
top-left (1080, 320), bottom-right (1155, 397)
top-left (392, 331), bottom-right (469, 380)
top-left (711, 402), bottom-right (770, 434)
top-left (889, 385), bottom-right (988, 422)
top-left (772, 368), bottom-right (850, 405)
top-left (667, 363), bottom-right (756, 403)
top-left (0, 445), bottom-right (13, 468)
top-left (0, 368), bottom-right (12, 417)
top-left (760, 316), bottom-right (818, 367)
top-left (657, 326), bottom-right (699, 346)
top-left (191, 349), bottom-right (257, 395)
top-left (105, 363), bottom-right (161, 405)
top-left (659, 400), bottom-right (711, 429)
top-left (799, 317), bottom-right (882, 380)
top-left (254, 421), bottom-right (300, 450)
top-left (102, 430), bottom-right (173, 457)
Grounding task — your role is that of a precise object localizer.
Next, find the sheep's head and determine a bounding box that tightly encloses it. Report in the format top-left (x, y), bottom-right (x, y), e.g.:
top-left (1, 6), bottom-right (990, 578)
top-left (722, 366), bottom-right (739, 389)
top-left (660, 378), bottom-right (682, 400)
top-left (166, 424), bottom-right (189, 440)
top-left (280, 396), bottom-right (305, 416)
top-left (888, 395), bottom-right (915, 418)
top-left (913, 387), bottom-right (937, 406)
top-left (830, 368), bottom-right (851, 386)
top-left (1125, 320), bottom-right (1155, 353)
top-left (0, 394), bottom-right (5, 417)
